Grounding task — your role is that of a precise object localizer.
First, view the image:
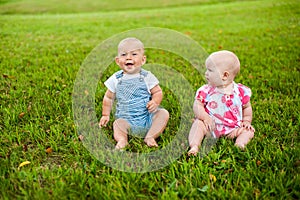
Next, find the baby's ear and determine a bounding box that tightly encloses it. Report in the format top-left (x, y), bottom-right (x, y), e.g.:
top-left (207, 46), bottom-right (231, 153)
top-left (142, 55), bottom-right (146, 64)
top-left (222, 71), bottom-right (230, 81)
top-left (115, 56), bottom-right (120, 65)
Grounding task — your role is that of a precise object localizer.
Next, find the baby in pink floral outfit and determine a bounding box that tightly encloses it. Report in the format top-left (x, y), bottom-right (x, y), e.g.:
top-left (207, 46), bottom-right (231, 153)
top-left (188, 50), bottom-right (255, 156)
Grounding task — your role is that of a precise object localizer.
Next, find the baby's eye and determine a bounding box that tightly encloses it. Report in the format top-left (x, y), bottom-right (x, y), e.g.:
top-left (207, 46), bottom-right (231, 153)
top-left (132, 53), bottom-right (137, 56)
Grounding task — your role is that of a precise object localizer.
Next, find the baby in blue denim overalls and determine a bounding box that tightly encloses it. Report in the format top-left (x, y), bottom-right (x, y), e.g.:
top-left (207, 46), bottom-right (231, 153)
top-left (99, 37), bottom-right (169, 149)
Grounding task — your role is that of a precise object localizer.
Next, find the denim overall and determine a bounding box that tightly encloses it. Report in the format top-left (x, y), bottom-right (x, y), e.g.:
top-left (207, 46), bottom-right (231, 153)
top-left (115, 69), bottom-right (153, 136)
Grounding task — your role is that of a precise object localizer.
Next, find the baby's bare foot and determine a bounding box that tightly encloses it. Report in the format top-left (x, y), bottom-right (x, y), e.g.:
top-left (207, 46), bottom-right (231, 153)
top-left (188, 146), bottom-right (199, 156)
top-left (235, 142), bottom-right (245, 150)
top-left (115, 140), bottom-right (128, 150)
top-left (144, 138), bottom-right (158, 147)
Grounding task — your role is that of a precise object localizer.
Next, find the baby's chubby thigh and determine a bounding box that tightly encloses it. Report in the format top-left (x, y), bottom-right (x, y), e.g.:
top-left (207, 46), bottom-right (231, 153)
top-left (113, 118), bottom-right (131, 148)
top-left (225, 128), bottom-right (239, 139)
top-left (226, 127), bottom-right (254, 148)
top-left (189, 119), bottom-right (209, 143)
top-left (151, 108), bottom-right (169, 123)
top-left (113, 118), bottom-right (131, 134)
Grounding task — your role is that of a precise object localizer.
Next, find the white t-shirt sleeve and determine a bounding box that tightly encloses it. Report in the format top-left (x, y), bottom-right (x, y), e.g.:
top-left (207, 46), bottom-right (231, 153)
top-left (144, 71), bottom-right (159, 91)
top-left (104, 74), bottom-right (118, 93)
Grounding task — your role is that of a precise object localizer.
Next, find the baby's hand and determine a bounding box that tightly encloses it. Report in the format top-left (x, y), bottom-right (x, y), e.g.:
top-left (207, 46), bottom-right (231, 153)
top-left (203, 116), bottom-right (215, 132)
top-left (147, 100), bottom-right (159, 113)
top-left (99, 115), bottom-right (110, 128)
top-left (241, 120), bottom-right (255, 132)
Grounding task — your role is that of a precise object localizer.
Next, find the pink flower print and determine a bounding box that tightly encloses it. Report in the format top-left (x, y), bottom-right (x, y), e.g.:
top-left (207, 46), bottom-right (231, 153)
top-left (197, 91), bottom-right (207, 103)
top-left (213, 113), bottom-right (224, 123)
top-left (208, 101), bottom-right (218, 109)
top-left (238, 85), bottom-right (251, 105)
top-left (221, 95), bottom-right (226, 103)
top-left (226, 99), bottom-right (233, 107)
top-left (241, 95), bottom-right (250, 105)
top-left (222, 95), bottom-right (233, 107)
top-left (214, 125), bottom-right (226, 138)
top-left (223, 111), bottom-right (238, 127)
top-left (238, 86), bottom-right (245, 98)
top-left (230, 105), bottom-right (240, 116)
top-left (224, 111), bottom-right (237, 121)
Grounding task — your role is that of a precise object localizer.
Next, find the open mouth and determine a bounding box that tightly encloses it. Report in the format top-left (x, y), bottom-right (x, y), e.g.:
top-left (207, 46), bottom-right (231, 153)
top-left (125, 63), bottom-right (134, 67)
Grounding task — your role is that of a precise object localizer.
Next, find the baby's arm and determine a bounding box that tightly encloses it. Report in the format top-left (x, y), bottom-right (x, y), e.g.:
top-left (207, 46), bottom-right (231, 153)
top-left (147, 85), bottom-right (163, 113)
top-left (241, 102), bottom-right (255, 132)
top-left (99, 89), bottom-right (115, 127)
top-left (193, 100), bottom-right (215, 132)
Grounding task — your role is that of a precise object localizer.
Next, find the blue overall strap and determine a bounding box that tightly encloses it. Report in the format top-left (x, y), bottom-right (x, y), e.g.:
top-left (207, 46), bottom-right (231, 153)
top-left (115, 69), bottom-right (148, 81)
top-left (115, 70), bottom-right (124, 79)
top-left (140, 69), bottom-right (148, 78)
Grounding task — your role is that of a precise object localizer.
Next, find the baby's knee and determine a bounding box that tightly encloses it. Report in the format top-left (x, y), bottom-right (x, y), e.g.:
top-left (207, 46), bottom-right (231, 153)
top-left (193, 118), bottom-right (206, 129)
top-left (158, 108), bottom-right (169, 120)
top-left (113, 118), bottom-right (129, 130)
top-left (235, 130), bottom-right (254, 148)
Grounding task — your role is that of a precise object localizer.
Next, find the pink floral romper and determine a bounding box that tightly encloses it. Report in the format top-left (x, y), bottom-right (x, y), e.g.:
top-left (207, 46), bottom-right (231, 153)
top-left (195, 82), bottom-right (251, 138)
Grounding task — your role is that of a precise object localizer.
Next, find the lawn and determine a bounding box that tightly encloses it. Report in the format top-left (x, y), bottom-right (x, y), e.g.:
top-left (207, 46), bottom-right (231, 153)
top-left (0, 0), bottom-right (299, 199)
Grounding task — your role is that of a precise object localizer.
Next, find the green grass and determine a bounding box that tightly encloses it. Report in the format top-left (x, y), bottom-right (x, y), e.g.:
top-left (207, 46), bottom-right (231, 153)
top-left (0, 0), bottom-right (241, 14)
top-left (1, 0), bottom-right (300, 199)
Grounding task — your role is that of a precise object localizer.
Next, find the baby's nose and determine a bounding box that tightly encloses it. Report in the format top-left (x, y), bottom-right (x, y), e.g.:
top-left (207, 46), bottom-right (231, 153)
top-left (126, 54), bottom-right (132, 59)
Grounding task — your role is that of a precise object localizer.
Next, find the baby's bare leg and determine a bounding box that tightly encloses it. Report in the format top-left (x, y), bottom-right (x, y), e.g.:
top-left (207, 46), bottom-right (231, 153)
top-left (188, 119), bottom-right (207, 156)
top-left (235, 128), bottom-right (254, 149)
top-left (113, 118), bottom-right (130, 149)
top-left (144, 109), bottom-right (169, 147)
